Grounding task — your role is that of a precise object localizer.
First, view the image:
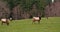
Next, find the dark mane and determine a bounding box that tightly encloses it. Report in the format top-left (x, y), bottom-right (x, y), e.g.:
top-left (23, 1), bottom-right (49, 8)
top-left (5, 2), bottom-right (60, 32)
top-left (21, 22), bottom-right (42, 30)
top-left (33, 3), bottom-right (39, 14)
top-left (39, 17), bottom-right (41, 20)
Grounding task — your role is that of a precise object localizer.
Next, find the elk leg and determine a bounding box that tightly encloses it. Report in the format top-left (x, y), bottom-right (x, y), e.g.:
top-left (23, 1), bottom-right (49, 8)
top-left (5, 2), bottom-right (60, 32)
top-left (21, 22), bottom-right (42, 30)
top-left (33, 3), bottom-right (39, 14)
top-left (1, 22), bottom-right (3, 25)
top-left (32, 20), bottom-right (35, 24)
top-left (6, 23), bottom-right (9, 26)
top-left (38, 20), bottom-right (40, 24)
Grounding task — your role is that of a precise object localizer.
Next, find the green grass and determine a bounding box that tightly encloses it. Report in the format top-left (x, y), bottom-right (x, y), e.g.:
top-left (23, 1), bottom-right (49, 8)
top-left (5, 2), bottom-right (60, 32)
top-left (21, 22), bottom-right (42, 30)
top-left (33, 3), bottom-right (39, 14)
top-left (0, 17), bottom-right (60, 32)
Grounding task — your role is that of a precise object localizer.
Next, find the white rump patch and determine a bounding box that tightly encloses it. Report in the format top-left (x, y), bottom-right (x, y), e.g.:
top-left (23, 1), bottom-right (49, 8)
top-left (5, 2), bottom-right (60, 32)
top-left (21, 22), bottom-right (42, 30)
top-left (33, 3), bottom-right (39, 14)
top-left (33, 17), bottom-right (39, 20)
top-left (1, 19), bottom-right (6, 22)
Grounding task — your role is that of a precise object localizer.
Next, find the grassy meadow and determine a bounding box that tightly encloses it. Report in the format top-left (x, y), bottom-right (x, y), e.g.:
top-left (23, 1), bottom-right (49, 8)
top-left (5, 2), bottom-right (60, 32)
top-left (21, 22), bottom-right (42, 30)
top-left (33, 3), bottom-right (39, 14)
top-left (0, 17), bottom-right (60, 32)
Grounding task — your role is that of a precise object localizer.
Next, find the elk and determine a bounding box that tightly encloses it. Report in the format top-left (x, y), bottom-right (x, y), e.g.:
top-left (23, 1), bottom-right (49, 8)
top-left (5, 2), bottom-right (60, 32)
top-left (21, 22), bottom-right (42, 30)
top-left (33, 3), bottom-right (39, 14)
top-left (32, 16), bottom-right (41, 24)
top-left (1, 18), bottom-right (10, 26)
